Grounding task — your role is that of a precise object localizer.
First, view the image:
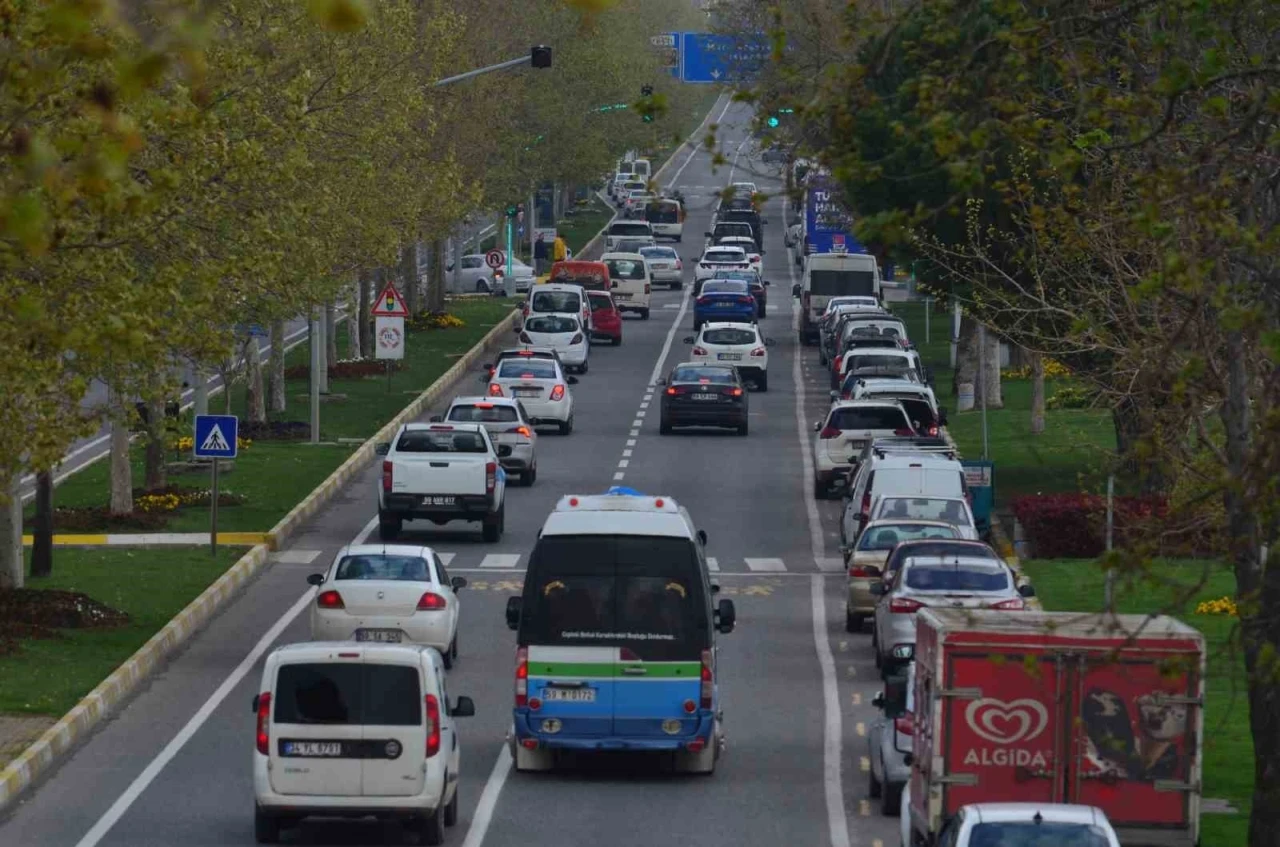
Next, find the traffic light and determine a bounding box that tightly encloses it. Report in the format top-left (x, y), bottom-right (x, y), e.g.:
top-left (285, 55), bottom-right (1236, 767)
top-left (505, 204), bottom-right (518, 219)
top-left (767, 115), bottom-right (779, 128)
top-left (641, 84), bottom-right (653, 96)
top-left (531, 45), bottom-right (552, 68)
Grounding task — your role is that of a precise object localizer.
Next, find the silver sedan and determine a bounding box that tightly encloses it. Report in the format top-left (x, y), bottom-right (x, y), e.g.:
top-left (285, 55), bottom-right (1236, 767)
top-left (869, 662), bottom-right (914, 816)
top-left (640, 245), bottom-right (684, 289)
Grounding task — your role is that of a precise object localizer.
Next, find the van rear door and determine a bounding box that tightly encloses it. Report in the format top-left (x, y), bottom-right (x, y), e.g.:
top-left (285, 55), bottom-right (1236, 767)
top-left (358, 660), bottom-right (428, 796)
top-left (611, 537), bottom-right (708, 739)
top-left (269, 660), bottom-right (365, 796)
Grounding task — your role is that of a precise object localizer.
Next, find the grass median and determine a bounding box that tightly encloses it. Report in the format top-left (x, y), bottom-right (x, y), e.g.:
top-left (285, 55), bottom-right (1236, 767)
top-left (1020, 558), bottom-right (1248, 846)
top-left (889, 300), bottom-right (1116, 505)
top-left (27, 298), bottom-right (515, 534)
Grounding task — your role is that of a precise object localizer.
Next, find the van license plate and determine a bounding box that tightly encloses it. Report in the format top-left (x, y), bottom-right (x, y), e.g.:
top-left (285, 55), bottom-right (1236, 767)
top-left (356, 629), bottom-right (402, 643)
top-left (613, 292), bottom-right (631, 299)
top-left (542, 688), bottom-right (596, 703)
top-left (421, 495), bottom-right (455, 506)
top-left (283, 741), bottom-right (343, 757)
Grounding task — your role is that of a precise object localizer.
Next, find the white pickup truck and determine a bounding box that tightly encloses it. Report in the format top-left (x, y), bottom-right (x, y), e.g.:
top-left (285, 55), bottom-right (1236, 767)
top-left (374, 422), bottom-right (508, 542)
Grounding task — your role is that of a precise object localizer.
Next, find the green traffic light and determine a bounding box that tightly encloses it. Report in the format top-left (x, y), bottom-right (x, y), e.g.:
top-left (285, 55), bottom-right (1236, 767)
top-left (768, 116), bottom-right (779, 128)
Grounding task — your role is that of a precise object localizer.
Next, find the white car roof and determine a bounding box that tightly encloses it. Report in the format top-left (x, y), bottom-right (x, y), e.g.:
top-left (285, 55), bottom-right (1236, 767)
top-left (449, 395), bottom-right (521, 408)
top-left (541, 492), bottom-right (695, 539)
top-left (267, 642), bottom-right (439, 668)
top-left (402, 421), bottom-right (485, 434)
top-left (830, 398), bottom-right (907, 410)
top-left (863, 519), bottom-right (959, 530)
top-left (870, 452), bottom-right (961, 470)
top-left (876, 494), bottom-right (967, 505)
top-left (600, 251), bottom-right (646, 261)
top-left (842, 348), bottom-right (912, 361)
top-left (856, 381), bottom-right (935, 396)
top-left (902, 555), bottom-right (1006, 569)
top-left (533, 283), bottom-right (585, 294)
top-left (966, 804), bottom-right (1111, 826)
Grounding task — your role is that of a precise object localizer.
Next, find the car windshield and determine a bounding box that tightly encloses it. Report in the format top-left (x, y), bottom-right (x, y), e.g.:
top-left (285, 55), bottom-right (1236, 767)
top-left (525, 315), bottom-right (579, 334)
top-left (702, 281), bottom-right (747, 294)
top-left (904, 562), bottom-right (1010, 592)
top-left (447, 403), bottom-right (519, 423)
top-left (497, 360), bottom-right (557, 380)
top-left (335, 554), bottom-right (432, 581)
top-left (610, 223), bottom-right (650, 236)
top-left (879, 498), bottom-right (971, 524)
top-left (646, 203), bottom-right (679, 223)
top-left (671, 366), bottom-right (735, 384)
top-left (395, 429), bottom-right (488, 453)
top-left (847, 368), bottom-right (919, 386)
top-left (273, 664), bottom-right (421, 726)
top-left (827, 406), bottom-right (910, 430)
top-left (587, 293), bottom-right (615, 312)
top-left (846, 354), bottom-right (910, 371)
top-left (702, 328), bottom-right (758, 345)
top-left (965, 822), bottom-right (1113, 847)
top-left (704, 251), bottom-right (744, 263)
top-left (616, 240), bottom-right (650, 252)
top-left (712, 272), bottom-right (755, 283)
top-left (531, 291), bottom-right (581, 313)
top-left (640, 247), bottom-right (677, 260)
top-left (858, 524), bottom-right (960, 550)
top-left (606, 259), bottom-right (646, 280)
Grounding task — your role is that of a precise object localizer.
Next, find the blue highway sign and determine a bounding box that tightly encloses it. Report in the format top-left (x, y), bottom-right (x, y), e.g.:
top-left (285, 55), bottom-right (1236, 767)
top-left (679, 33), bottom-right (769, 84)
top-left (194, 414), bottom-right (239, 459)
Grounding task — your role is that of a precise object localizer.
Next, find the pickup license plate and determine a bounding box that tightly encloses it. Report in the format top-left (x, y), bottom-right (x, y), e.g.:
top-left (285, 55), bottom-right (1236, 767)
top-left (356, 629), bottom-right (402, 643)
top-left (421, 495), bottom-right (456, 506)
top-left (282, 741), bottom-right (343, 757)
top-left (718, 353), bottom-right (742, 361)
top-left (514, 388), bottom-right (541, 397)
top-left (692, 393), bottom-right (718, 401)
top-left (542, 688), bottom-right (596, 703)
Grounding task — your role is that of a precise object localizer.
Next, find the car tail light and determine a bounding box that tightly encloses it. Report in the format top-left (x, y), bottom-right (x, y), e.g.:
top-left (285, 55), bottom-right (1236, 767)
top-left (425, 694), bottom-right (441, 757)
top-left (750, 347), bottom-right (766, 357)
top-left (751, 256), bottom-right (761, 263)
top-left (728, 387), bottom-right (743, 397)
top-left (861, 490), bottom-right (872, 517)
top-left (550, 384), bottom-right (566, 401)
top-left (508, 425), bottom-right (532, 437)
top-left (692, 346), bottom-right (708, 356)
top-left (570, 333), bottom-right (584, 345)
top-left (696, 296), bottom-right (710, 306)
top-left (894, 428), bottom-right (915, 436)
top-left (736, 296), bottom-right (752, 305)
top-left (316, 590), bottom-right (344, 609)
top-left (894, 714), bottom-right (915, 735)
top-left (488, 383), bottom-right (503, 397)
top-left (819, 425), bottom-right (841, 439)
top-left (666, 386), bottom-right (678, 395)
top-left (700, 649), bottom-right (714, 709)
top-left (848, 566), bottom-right (879, 577)
top-left (382, 460), bottom-right (393, 492)
top-left (515, 647), bottom-right (529, 707)
top-left (675, 259), bottom-right (683, 269)
top-left (255, 692), bottom-right (271, 754)
top-left (928, 425), bottom-right (939, 436)
top-left (990, 597), bottom-right (1026, 610)
top-left (889, 596), bottom-right (925, 613)
top-left (485, 461), bottom-right (496, 495)
top-left (417, 592), bottom-right (447, 611)
top-left (519, 331), bottom-right (532, 343)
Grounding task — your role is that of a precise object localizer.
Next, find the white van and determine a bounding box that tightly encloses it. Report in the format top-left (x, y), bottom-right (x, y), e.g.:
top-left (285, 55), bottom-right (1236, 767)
top-left (645, 198), bottom-right (683, 241)
top-left (604, 220), bottom-right (655, 252)
top-left (601, 252), bottom-right (652, 319)
top-left (251, 642), bottom-right (475, 845)
top-left (841, 451), bottom-right (968, 543)
top-left (798, 252), bottom-right (882, 345)
top-left (632, 158), bottom-right (651, 180)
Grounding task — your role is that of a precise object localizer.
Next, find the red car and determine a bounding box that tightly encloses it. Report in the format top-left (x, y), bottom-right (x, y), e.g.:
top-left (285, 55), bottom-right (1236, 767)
top-left (587, 291), bottom-right (623, 346)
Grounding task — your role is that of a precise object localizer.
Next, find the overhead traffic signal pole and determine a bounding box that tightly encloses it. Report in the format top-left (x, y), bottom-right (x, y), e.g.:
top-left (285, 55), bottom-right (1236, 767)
top-left (432, 46), bottom-right (552, 87)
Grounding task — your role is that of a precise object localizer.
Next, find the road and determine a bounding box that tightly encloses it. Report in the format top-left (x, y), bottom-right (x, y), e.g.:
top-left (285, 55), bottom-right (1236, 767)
top-left (0, 99), bottom-right (898, 847)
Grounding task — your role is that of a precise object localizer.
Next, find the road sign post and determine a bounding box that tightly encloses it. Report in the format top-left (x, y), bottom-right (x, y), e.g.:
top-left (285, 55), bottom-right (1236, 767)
top-left (194, 414), bottom-right (238, 556)
top-left (372, 282), bottom-right (409, 392)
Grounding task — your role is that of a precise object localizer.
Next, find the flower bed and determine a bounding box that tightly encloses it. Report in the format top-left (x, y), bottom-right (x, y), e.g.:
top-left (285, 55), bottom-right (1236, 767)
top-left (0, 589), bottom-right (130, 656)
top-left (408, 311), bottom-right (466, 331)
top-left (1001, 358), bottom-right (1072, 380)
top-left (238, 420), bottom-right (311, 440)
top-left (133, 485), bottom-right (247, 513)
top-left (49, 507), bottom-right (170, 533)
top-left (284, 358), bottom-right (404, 380)
top-left (172, 436), bottom-right (253, 453)
top-left (1012, 493), bottom-right (1225, 559)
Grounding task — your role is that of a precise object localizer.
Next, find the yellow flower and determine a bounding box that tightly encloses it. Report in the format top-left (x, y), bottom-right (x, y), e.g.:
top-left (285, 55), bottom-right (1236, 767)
top-left (1195, 595), bottom-right (1238, 617)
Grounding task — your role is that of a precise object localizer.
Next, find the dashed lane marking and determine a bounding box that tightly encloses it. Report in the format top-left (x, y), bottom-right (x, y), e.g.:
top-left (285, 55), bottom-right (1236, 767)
top-left (707, 557), bottom-right (720, 571)
top-left (271, 549), bottom-right (322, 564)
top-left (479, 553), bottom-right (520, 569)
top-left (745, 557), bottom-right (786, 572)
top-left (860, 756), bottom-right (870, 772)
top-left (613, 471), bottom-right (626, 481)
top-left (437, 552), bottom-right (455, 566)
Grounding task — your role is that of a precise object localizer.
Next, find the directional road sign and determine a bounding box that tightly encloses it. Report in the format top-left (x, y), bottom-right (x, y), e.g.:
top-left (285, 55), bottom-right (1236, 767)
top-left (371, 282), bottom-right (409, 317)
top-left (485, 249), bottom-right (505, 270)
top-left (650, 32), bottom-right (679, 76)
top-left (194, 414), bottom-right (238, 459)
top-left (679, 32), bottom-right (769, 84)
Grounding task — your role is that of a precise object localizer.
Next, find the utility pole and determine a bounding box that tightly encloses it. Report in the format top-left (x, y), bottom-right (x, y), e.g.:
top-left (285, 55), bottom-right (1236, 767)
top-left (309, 309), bottom-right (321, 443)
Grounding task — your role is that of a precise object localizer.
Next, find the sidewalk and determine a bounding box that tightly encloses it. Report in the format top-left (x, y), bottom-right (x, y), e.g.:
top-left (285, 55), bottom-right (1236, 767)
top-left (0, 717), bottom-right (56, 770)
top-left (21, 533), bottom-right (267, 546)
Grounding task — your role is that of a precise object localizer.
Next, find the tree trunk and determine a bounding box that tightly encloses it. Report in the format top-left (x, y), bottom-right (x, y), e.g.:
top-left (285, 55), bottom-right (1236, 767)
top-left (1030, 353), bottom-right (1045, 435)
top-left (428, 239), bottom-right (446, 312)
top-left (109, 403), bottom-right (133, 515)
top-left (325, 302), bottom-right (338, 365)
top-left (953, 316), bottom-right (979, 409)
top-left (31, 470), bottom-right (53, 578)
top-left (402, 243), bottom-right (419, 316)
top-left (267, 320), bottom-right (286, 413)
top-left (0, 474), bottom-right (22, 589)
top-left (1008, 344), bottom-right (1032, 370)
top-left (143, 395), bottom-right (167, 490)
top-left (347, 281), bottom-right (362, 360)
top-left (359, 270), bottom-right (374, 358)
top-left (981, 328), bottom-right (1004, 409)
top-left (245, 338), bottom-right (267, 423)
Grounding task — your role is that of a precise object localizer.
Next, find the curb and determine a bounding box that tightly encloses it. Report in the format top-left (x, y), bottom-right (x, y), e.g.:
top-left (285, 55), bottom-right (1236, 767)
top-left (0, 311), bottom-right (516, 815)
top-left (21, 532), bottom-right (267, 546)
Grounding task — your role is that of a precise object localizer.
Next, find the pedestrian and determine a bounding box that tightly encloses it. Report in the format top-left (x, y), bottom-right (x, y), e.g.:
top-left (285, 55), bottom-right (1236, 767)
top-left (533, 232), bottom-right (549, 275)
top-left (552, 231), bottom-right (568, 264)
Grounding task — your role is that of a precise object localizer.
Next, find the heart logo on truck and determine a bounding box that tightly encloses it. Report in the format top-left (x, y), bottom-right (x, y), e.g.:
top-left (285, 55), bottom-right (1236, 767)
top-left (965, 698), bottom-right (1049, 745)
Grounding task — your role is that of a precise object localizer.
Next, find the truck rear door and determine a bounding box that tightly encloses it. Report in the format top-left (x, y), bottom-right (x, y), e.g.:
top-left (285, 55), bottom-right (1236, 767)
top-left (388, 427), bottom-right (489, 496)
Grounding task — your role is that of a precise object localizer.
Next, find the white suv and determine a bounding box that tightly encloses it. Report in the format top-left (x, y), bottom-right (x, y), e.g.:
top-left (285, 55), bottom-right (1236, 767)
top-left (252, 642), bottom-right (475, 845)
top-left (812, 401), bottom-right (915, 499)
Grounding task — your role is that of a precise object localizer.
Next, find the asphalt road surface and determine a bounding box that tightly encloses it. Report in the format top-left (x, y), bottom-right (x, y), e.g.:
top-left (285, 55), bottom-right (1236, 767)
top-left (0, 99), bottom-right (897, 847)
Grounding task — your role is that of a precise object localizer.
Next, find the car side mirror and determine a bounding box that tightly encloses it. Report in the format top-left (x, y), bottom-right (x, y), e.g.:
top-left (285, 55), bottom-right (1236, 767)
top-left (451, 696), bottom-right (476, 718)
top-left (872, 691), bottom-right (885, 710)
top-left (716, 598), bottom-right (737, 633)
top-left (903, 752), bottom-right (915, 767)
top-left (759, 250), bottom-right (766, 255)
top-left (792, 283), bottom-right (801, 298)
top-left (763, 280), bottom-right (771, 286)
top-left (697, 529), bottom-right (708, 545)
top-left (374, 442), bottom-right (391, 456)
top-left (765, 338), bottom-right (776, 346)
top-left (762, 218), bottom-right (769, 225)
top-left (829, 390), bottom-right (839, 401)
top-left (306, 573), bottom-right (324, 586)
top-left (711, 583), bottom-right (720, 594)
top-left (251, 694), bottom-right (260, 713)
top-left (505, 597), bottom-right (522, 630)
top-left (1018, 583), bottom-right (1037, 598)
top-left (682, 336), bottom-right (695, 344)
top-left (497, 445), bottom-right (513, 458)
top-left (445, 263), bottom-right (454, 272)
top-left (429, 415), bottom-right (443, 423)
top-left (813, 421), bottom-right (822, 432)
top-left (869, 582), bottom-right (886, 596)
top-left (567, 375), bottom-right (579, 385)
top-left (451, 576), bottom-right (468, 591)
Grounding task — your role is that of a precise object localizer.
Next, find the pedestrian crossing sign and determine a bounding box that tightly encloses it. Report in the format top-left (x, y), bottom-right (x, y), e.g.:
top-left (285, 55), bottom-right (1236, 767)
top-left (372, 282), bottom-right (409, 317)
top-left (194, 414), bottom-right (239, 459)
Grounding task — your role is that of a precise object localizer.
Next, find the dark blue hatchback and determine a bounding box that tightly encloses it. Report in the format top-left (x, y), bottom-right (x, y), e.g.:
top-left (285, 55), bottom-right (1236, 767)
top-left (693, 280), bottom-right (756, 330)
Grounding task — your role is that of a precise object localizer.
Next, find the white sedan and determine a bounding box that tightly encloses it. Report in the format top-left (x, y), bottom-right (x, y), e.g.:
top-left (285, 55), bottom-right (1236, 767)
top-left (449, 254), bottom-right (536, 294)
top-left (486, 355), bottom-right (577, 434)
top-left (695, 245), bottom-right (751, 281)
top-left (684, 321), bottom-right (775, 391)
top-left (307, 544), bottom-right (466, 666)
top-left (518, 313), bottom-right (589, 374)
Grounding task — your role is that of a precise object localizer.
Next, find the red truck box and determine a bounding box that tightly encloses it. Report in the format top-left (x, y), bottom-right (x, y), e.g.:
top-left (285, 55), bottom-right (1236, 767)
top-left (907, 609), bottom-right (1204, 847)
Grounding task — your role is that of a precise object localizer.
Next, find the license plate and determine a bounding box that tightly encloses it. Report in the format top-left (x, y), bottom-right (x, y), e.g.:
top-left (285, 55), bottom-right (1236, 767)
top-left (716, 302), bottom-right (731, 307)
top-left (654, 263), bottom-right (671, 269)
top-left (613, 292), bottom-right (631, 299)
top-left (692, 393), bottom-right (718, 401)
top-left (421, 495), bottom-right (456, 506)
top-left (514, 388), bottom-right (541, 397)
top-left (542, 687), bottom-right (596, 703)
top-left (356, 629), bottom-right (402, 643)
top-left (283, 741), bottom-right (343, 757)
top-left (718, 353), bottom-right (742, 361)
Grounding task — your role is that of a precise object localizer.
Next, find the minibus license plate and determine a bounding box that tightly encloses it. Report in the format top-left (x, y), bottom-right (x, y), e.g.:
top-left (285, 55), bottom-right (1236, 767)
top-left (543, 688), bottom-right (596, 703)
top-left (284, 741), bottom-right (343, 757)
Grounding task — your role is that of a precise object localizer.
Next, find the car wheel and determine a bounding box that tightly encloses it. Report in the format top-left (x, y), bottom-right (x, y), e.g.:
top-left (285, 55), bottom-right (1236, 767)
top-left (378, 516), bottom-right (401, 541)
top-left (580, 359), bottom-right (589, 374)
top-left (660, 417), bottom-right (672, 435)
top-left (482, 503), bottom-right (504, 542)
top-left (757, 373), bottom-right (768, 392)
top-left (475, 279), bottom-right (489, 294)
top-left (640, 308), bottom-right (650, 320)
top-left (612, 335), bottom-right (621, 346)
top-left (442, 637), bottom-right (454, 670)
top-left (672, 281), bottom-right (682, 290)
top-left (883, 782), bottom-right (903, 817)
top-left (737, 419), bottom-right (749, 436)
top-left (812, 478), bottom-right (827, 500)
top-left (558, 414), bottom-right (574, 435)
top-left (846, 609), bottom-right (864, 633)
top-left (254, 808), bottom-right (280, 844)
top-left (419, 806), bottom-right (445, 846)
top-left (451, 632), bottom-right (459, 661)
top-left (869, 757), bottom-right (883, 798)
top-left (523, 464), bottom-right (536, 486)
top-left (444, 783), bottom-right (459, 827)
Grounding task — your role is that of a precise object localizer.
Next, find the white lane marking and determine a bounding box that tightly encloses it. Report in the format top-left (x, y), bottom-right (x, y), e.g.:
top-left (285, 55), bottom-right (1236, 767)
top-left (639, 401), bottom-right (649, 409)
top-left (626, 438), bottom-right (636, 447)
top-left (661, 94), bottom-right (733, 190)
top-left (789, 199), bottom-right (827, 570)
top-left (707, 557), bottom-right (720, 572)
top-left (645, 281), bottom-right (692, 387)
top-left (613, 471), bottom-right (625, 481)
top-left (270, 549), bottom-right (322, 564)
top-left (459, 746), bottom-right (513, 847)
top-left (617, 459), bottom-right (629, 468)
top-left (662, 303), bottom-right (680, 309)
top-left (635, 410), bottom-right (646, 418)
top-left (73, 513), bottom-right (380, 847)
top-left (630, 428), bottom-right (640, 437)
top-left (436, 552), bottom-right (456, 566)
top-left (744, 557), bottom-right (787, 572)
top-left (811, 573), bottom-right (852, 847)
top-left (479, 554), bottom-right (521, 569)
top-left (622, 449), bottom-right (633, 458)
top-left (632, 418), bottom-right (644, 428)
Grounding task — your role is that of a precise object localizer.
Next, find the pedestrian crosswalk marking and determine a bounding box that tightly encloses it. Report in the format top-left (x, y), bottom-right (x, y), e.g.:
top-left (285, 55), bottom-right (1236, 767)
top-left (745, 557), bottom-right (786, 572)
top-left (707, 557), bottom-right (720, 572)
top-left (199, 424), bottom-right (230, 453)
top-left (436, 552), bottom-right (455, 566)
top-left (480, 553), bottom-right (521, 569)
top-left (272, 549), bottom-right (321, 565)
top-left (419, 552), bottom-right (847, 573)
